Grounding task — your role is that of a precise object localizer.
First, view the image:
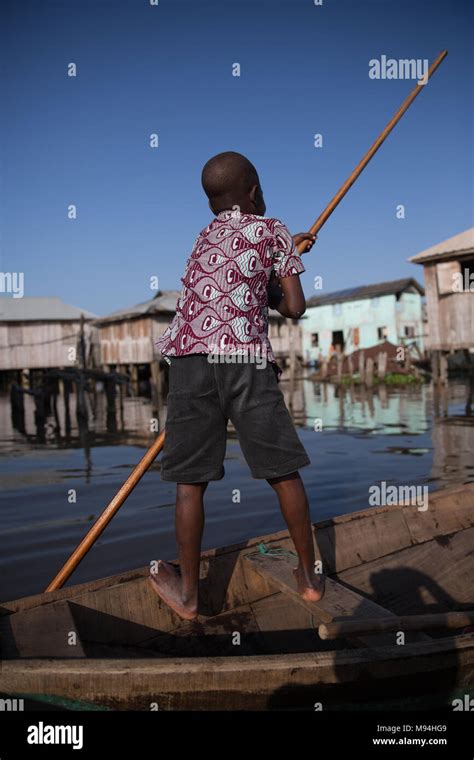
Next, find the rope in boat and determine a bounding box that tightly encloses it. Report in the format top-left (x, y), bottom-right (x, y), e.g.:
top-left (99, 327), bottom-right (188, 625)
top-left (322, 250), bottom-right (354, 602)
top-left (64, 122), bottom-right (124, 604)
top-left (247, 542), bottom-right (298, 560)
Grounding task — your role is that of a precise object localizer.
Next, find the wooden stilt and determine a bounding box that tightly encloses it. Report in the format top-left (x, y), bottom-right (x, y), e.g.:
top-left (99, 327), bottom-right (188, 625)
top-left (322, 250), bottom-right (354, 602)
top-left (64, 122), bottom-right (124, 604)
top-left (440, 352), bottom-right (448, 385)
top-left (347, 354), bottom-right (353, 380)
top-left (366, 357), bottom-right (374, 387)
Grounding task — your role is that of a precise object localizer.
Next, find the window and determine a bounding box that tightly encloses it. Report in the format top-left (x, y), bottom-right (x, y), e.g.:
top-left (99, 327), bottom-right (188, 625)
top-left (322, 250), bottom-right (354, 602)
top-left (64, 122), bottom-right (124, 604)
top-left (437, 260), bottom-right (460, 294)
top-left (311, 332), bottom-right (319, 347)
top-left (377, 326), bottom-right (388, 341)
top-left (404, 325), bottom-right (415, 338)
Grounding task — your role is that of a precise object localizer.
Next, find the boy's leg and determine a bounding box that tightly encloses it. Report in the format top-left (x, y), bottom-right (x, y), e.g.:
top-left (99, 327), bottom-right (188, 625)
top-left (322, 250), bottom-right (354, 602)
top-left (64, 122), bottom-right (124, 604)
top-left (267, 471), bottom-right (325, 602)
top-left (150, 482), bottom-right (207, 620)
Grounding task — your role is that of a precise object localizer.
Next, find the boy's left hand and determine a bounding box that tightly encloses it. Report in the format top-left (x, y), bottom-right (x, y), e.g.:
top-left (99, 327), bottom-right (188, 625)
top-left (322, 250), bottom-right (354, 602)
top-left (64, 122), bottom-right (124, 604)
top-left (292, 232), bottom-right (317, 253)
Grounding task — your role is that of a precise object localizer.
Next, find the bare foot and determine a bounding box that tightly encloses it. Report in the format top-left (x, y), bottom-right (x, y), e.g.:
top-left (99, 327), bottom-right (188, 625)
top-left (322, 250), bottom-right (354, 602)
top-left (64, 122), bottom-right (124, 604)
top-left (293, 566), bottom-right (326, 603)
top-left (149, 561), bottom-right (198, 620)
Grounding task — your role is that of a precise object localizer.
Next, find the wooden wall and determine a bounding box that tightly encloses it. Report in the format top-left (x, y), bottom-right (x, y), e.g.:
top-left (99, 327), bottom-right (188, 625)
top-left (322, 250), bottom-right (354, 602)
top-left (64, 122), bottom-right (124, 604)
top-left (0, 321), bottom-right (95, 371)
top-left (98, 315), bottom-right (171, 365)
top-left (423, 263), bottom-right (474, 350)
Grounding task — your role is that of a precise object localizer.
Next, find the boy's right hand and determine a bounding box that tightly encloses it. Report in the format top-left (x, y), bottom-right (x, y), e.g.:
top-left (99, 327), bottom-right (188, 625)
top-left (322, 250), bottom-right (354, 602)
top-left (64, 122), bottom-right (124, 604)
top-left (292, 232), bottom-right (317, 254)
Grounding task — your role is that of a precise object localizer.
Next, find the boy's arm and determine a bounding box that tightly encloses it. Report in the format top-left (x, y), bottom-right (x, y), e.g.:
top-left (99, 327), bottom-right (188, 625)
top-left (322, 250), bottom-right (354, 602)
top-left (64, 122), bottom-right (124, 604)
top-left (272, 273), bottom-right (306, 318)
top-left (269, 232), bottom-right (316, 318)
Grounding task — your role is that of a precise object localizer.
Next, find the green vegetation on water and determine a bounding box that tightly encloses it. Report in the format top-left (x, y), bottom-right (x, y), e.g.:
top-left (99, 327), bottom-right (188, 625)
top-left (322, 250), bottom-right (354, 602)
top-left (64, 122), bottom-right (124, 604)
top-left (339, 373), bottom-right (424, 386)
top-left (384, 373), bottom-right (424, 385)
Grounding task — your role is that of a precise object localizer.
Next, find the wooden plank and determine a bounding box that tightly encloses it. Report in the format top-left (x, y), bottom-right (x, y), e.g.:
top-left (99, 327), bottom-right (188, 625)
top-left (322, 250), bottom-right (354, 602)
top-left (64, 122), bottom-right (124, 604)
top-left (401, 483), bottom-right (474, 544)
top-left (71, 577), bottom-right (179, 633)
top-left (320, 611), bottom-right (474, 640)
top-left (424, 264), bottom-right (440, 348)
top-left (250, 593), bottom-right (312, 633)
top-left (314, 507), bottom-right (413, 574)
top-left (0, 601), bottom-right (86, 659)
top-left (338, 528), bottom-right (474, 615)
top-left (250, 593), bottom-right (327, 654)
top-left (140, 602), bottom-right (262, 657)
top-left (437, 260), bottom-right (459, 295)
top-left (1, 635), bottom-right (471, 711)
top-left (244, 554), bottom-right (405, 646)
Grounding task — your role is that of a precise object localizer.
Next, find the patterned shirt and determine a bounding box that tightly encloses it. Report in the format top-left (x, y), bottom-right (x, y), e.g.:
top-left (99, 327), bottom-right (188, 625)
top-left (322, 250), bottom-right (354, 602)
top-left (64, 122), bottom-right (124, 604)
top-left (155, 210), bottom-right (305, 366)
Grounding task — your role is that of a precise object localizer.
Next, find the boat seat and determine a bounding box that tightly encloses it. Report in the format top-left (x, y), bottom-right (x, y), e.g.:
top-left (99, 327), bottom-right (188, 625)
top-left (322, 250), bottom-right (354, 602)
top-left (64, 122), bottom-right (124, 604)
top-left (244, 553), bottom-right (429, 647)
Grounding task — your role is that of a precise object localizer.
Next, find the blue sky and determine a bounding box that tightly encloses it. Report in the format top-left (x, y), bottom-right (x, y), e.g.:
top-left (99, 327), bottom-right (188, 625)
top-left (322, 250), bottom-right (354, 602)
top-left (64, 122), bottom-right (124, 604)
top-left (2, 0), bottom-right (473, 316)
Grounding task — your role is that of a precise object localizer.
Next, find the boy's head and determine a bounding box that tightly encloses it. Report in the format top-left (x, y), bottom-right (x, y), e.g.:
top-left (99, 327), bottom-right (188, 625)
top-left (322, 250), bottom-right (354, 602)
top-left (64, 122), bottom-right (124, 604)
top-left (201, 151), bottom-right (266, 217)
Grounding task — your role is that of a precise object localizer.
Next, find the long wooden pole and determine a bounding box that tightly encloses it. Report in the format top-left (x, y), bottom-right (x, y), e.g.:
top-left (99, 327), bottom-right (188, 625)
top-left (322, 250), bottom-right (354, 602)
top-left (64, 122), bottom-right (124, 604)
top-left (319, 610), bottom-right (474, 640)
top-left (46, 51), bottom-right (447, 592)
top-left (45, 430), bottom-right (165, 591)
top-left (297, 50), bottom-right (448, 251)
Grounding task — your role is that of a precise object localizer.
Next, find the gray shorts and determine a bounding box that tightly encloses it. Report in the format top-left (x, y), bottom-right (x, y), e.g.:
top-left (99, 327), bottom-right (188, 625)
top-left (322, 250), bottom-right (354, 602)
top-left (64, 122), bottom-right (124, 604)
top-left (161, 355), bottom-right (310, 482)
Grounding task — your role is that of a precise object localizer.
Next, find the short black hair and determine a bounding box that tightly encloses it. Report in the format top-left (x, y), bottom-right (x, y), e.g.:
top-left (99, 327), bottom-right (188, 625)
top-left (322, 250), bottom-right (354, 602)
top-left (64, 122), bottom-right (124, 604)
top-left (201, 151), bottom-right (259, 210)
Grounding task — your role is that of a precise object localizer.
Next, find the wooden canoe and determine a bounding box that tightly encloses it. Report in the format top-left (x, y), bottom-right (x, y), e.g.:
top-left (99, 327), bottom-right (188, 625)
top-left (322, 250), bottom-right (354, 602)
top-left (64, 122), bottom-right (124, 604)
top-left (1, 483), bottom-right (473, 710)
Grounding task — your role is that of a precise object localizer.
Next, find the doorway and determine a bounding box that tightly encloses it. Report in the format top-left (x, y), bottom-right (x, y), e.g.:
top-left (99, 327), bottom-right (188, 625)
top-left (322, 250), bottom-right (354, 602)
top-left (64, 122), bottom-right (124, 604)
top-left (332, 330), bottom-right (344, 352)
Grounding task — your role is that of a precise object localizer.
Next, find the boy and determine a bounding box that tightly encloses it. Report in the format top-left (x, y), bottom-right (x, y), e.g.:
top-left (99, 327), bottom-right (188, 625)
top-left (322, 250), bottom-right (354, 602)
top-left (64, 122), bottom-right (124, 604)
top-left (151, 151), bottom-right (324, 620)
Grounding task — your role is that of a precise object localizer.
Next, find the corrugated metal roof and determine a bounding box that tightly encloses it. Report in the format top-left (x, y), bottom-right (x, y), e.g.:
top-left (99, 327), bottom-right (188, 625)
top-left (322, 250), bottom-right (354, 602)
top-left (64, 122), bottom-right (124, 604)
top-left (0, 297), bottom-right (97, 322)
top-left (95, 290), bottom-right (182, 324)
top-left (306, 278), bottom-right (424, 308)
top-left (409, 228), bottom-right (474, 263)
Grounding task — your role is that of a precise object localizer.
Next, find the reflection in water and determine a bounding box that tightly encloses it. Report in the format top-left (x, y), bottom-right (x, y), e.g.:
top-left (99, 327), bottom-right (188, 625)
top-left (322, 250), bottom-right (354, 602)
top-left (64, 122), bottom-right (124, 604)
top-left (431, 415), bottom-right (474, 486)
top-left (1, 379), bottom-right (473, 486)
top-left (1, 391), bottom-right (167, 452)
top-left (300, 379), bottom-right (473, 485)
top-left (302, 381), bottom-right (431, 435)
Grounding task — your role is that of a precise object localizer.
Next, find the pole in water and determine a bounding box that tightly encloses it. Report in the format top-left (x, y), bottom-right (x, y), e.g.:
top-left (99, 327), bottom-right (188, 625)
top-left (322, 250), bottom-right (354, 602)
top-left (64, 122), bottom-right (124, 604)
top-left (45, 430), bottom-right (166, 591)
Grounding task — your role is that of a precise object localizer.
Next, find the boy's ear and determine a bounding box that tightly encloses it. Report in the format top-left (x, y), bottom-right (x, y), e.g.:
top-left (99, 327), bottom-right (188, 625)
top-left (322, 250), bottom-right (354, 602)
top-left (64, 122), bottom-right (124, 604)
top-left (249, 184), bottom-right (258, 204)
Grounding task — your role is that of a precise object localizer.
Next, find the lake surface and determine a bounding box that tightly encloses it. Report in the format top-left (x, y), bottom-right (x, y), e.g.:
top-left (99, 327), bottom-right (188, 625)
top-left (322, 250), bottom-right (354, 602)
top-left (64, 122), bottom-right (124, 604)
top-left (0, 377), bottom-right (472, 601)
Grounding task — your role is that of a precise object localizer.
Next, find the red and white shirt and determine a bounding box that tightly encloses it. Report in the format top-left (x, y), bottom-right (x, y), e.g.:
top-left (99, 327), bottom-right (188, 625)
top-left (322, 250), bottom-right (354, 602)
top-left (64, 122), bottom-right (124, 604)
top-left (156, 211), bottom-right (305, 365)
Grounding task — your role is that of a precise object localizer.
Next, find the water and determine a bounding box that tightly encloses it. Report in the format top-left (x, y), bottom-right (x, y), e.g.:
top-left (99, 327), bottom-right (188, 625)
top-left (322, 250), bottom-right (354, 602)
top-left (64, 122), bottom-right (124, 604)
top-left (0, 378), bottom-right (472, 601)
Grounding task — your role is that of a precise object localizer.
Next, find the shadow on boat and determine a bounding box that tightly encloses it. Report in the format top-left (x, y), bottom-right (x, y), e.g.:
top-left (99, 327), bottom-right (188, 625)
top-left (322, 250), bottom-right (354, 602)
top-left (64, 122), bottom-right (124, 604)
top-left (267, 558), bottom-right (473, 710)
